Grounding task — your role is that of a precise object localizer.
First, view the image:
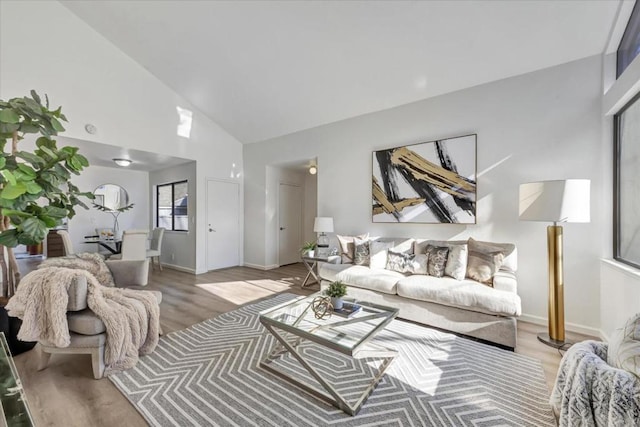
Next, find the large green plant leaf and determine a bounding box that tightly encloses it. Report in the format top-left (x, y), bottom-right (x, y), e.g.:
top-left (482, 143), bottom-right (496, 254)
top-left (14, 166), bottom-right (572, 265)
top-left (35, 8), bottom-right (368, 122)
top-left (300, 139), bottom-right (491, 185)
top-left (0, 109), bottom-right (19, 124)
top-left (0, 230), bottom-right (19, 247)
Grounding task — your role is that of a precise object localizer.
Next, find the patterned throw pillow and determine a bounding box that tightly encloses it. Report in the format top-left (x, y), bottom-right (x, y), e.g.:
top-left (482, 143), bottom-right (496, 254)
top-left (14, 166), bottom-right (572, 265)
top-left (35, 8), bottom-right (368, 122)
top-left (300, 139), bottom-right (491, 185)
top-left (444, 244), bottom-right (468, 281)
top-left (425, 245), bottom-right (449, 277)
top-left (386, 249), bottom-right (415, 274)
top-left (608, 312), bottom-right (640, 378)
top-left (337, 234), bottom-right (369, 264)
top-left (466, 238), bottom-right (505, 285)
top-left (353, 237), bottom-right (370, 266)
top-left (369, 241), bottom-right (395, 269)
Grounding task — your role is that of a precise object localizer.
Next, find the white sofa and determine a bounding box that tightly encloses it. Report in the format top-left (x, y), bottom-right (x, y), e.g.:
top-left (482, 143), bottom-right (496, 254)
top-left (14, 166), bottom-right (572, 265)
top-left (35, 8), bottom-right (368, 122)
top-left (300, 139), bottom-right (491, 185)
top-left (319, 238), bottom-right (521, 349)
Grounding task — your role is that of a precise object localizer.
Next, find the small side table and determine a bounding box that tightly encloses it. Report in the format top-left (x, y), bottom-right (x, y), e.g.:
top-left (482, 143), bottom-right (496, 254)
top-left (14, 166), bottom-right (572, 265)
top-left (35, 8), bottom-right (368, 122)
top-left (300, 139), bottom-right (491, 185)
top-left (300, 255), bottom-right (330, 288)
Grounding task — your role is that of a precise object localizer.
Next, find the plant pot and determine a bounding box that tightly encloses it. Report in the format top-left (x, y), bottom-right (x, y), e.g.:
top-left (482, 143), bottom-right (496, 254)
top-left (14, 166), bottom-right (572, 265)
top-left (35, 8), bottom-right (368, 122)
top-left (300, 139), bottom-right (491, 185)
top-left (331, 297), bottom-right (344, 310)
top-left (306, 250), bottom-right (315, 258)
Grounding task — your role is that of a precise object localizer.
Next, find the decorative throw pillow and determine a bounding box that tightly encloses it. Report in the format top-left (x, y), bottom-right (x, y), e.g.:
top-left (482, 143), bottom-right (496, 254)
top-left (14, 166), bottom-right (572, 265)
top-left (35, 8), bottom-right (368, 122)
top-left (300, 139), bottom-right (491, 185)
top-left (353, 237), bottom-right (370, 266)
top-left (369, 241), bottom-right (395, 269)
top-left (337, 233), bottom-right (369, 264)
top-left (444, 244), bottom-right (468, 281)
top-left (425, 245), bottom-right (449, 277)
top-left (386, 249), bottom-right (415, 274)
top-left (607, 312), bottom-right (640, 378)
top-left (466, 238), bottom-right (505, 285)
top-left (409, 254), bottom-right (428, 275)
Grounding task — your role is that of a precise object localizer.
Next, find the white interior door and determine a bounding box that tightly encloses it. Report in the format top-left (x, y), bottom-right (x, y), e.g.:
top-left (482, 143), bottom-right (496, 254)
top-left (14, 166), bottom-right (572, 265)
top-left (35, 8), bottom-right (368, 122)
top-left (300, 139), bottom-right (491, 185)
top-left (278, 183), bottom-right (302, 266)
top-left (207, 180), bottom-right (239, 270)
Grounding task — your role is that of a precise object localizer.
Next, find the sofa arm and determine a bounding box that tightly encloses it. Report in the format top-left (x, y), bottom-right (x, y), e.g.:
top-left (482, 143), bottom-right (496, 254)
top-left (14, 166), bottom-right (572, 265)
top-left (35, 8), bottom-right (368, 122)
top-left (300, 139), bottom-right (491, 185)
top-left (106, 259), bottom-right (149, 287)
top-left (493, 269), bottom-right (517, 293)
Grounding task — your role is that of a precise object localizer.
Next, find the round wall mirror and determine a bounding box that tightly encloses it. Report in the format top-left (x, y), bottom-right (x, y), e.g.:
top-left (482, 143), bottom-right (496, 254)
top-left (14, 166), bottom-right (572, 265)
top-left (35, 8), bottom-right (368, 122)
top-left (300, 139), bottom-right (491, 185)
top-left (93, 184), bottom-right (130, 211)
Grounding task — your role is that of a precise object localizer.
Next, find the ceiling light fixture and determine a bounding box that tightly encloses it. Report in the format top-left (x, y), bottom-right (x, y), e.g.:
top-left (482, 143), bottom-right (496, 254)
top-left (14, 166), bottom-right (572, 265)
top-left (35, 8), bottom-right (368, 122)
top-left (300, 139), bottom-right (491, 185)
top-left (113, 158), bottom-right (132, 167)
top-left (309, 165), bottom-right (317, 175)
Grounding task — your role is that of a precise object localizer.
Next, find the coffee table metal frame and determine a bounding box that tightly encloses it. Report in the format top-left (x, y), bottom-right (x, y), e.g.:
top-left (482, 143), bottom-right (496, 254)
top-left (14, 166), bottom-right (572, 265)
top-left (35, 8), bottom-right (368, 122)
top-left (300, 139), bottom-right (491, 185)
top-left (259, 295), bottom-right (398, 416)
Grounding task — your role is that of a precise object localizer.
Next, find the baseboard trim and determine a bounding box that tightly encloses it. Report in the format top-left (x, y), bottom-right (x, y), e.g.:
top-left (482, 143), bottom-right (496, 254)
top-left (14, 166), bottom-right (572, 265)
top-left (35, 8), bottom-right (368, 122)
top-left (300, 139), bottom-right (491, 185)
top-left (519, 313), bottom-right (601, 338)
top-left (161, 263), bottom-right (197, 274)
top-left (243, 263), bottom-right (279, 270)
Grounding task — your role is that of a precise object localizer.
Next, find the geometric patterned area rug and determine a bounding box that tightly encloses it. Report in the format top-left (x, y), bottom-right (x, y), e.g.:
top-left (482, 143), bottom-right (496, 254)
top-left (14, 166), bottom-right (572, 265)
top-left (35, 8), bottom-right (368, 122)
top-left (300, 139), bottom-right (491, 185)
top-left (110, 293), bottom-right (556, 426)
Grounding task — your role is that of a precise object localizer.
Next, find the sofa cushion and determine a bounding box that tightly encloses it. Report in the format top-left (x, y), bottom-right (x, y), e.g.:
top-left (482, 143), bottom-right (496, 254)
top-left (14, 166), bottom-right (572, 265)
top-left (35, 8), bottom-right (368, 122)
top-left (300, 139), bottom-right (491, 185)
top-left (319, 264), bottom-right (403, 295)
top-left (466, 238), bottom-right (505, 285)
top-left (415, 238), bottom-right (517, 272)
top-left (425, 245), bottom-right (449, 277)
top-left (369, 240), bottom-right (395, 269)
top-left (445, 244), bottom-right (468, 281)
top-left (353, 237), bottom-right (370, 265)
top-left (337, 234), bottom-right (369, 264)
top-left (396, 275), bottom-right (521, 316)
top-left (68, 309), bottom-right (106, 335)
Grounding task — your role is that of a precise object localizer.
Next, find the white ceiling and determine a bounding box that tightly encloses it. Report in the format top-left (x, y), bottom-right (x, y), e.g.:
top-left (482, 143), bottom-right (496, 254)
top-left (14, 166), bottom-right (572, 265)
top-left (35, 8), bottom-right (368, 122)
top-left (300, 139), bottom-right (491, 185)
top-left (59, 136), bottom-right (193, 172)
top-left (62, 1), bottom-right (621, 144)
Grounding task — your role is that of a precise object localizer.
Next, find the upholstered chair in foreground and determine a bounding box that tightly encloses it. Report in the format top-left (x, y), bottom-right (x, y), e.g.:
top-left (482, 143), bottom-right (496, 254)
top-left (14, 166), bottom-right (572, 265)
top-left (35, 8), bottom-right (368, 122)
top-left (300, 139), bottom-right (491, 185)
top-left (36, 259), bottom-right (160, 379)
top-left (551, 313), bottom-right (640, 426)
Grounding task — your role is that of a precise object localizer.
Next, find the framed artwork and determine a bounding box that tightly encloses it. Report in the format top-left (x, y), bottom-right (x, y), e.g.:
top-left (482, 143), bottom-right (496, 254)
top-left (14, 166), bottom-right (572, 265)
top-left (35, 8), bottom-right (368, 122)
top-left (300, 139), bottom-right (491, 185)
top-left (372, 134), bottom-right (477, 224)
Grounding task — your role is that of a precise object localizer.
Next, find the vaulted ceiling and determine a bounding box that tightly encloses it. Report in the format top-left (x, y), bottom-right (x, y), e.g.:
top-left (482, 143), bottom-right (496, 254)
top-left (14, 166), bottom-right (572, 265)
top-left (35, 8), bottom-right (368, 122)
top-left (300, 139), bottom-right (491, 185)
top-left (62, 1), bottom-right (621, 144)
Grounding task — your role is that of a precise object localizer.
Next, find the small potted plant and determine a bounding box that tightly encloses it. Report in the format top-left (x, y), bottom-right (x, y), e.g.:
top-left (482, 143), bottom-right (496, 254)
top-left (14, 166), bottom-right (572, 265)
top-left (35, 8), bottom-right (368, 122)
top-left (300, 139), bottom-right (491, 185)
top-left (325, 281), bottom-right (347, 310)
top-left (300, 241), bottom-right (316, 258)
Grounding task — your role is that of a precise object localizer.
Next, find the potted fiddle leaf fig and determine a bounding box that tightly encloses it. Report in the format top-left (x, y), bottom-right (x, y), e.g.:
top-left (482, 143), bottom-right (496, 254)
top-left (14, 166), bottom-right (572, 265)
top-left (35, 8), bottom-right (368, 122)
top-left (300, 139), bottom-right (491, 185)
top-left (0, 90), bottom-right (94, 296)
top-left (325, 281), bottom-right (347, 310)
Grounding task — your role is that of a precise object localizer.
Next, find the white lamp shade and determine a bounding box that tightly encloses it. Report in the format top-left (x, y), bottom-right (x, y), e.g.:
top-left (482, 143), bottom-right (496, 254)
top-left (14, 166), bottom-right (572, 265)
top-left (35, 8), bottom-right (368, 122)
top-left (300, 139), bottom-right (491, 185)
top-left (519, 179), bottom-right (590, 223)
top-left (313, 217), bottom-right (334, 233)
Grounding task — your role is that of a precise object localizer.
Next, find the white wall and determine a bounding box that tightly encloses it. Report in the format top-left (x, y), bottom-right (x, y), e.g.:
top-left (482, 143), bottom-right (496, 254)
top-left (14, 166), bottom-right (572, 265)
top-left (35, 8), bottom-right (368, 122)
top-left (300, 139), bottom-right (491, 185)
top-left (149, 162), bottom-right (197, 272)
top-left (0, 1), bottom-right (244, 274)
top-left (68, 165), bottom-right (149, 253)
top-left (245, 55), bottom-right (605, 333)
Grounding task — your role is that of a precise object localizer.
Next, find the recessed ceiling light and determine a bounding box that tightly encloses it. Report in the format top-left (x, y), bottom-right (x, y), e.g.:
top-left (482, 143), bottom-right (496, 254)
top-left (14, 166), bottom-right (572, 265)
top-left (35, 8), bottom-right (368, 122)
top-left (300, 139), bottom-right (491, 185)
top-left (113, 158), bottom-right (132, 167)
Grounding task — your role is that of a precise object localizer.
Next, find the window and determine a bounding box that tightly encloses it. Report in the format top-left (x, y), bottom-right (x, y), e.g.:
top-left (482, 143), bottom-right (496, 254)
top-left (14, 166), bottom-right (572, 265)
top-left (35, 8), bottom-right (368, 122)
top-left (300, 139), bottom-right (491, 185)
top-left (618, 2), bottom-right (640, 78)
top-left (614, 93), bottom-right (640, 268)
top-left (157, 181), bottom-right (189, 231)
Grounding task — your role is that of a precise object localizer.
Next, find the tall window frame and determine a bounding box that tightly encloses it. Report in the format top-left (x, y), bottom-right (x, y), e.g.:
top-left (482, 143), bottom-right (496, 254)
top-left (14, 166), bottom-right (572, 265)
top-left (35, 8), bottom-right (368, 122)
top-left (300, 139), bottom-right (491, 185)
top-left (614, 91), bottom-right (640, 269)
top-left (156, 180), bottom-right (189, 232)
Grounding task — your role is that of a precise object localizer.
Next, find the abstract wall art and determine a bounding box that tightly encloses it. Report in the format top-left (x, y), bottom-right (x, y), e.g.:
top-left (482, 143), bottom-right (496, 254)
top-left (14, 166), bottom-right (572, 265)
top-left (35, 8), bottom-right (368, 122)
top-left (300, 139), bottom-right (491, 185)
top-left (372, 134), bottom-right (477, 224)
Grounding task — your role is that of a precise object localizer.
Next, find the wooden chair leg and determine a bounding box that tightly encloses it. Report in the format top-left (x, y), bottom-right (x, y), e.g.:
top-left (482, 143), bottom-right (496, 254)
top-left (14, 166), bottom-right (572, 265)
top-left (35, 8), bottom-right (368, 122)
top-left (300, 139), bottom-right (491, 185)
top-left (157, 256), bottom-right (162, 271)
top-left (36, 344), bottom-right (52, 371)
top-left (91, 347), bottom-right (105, 379)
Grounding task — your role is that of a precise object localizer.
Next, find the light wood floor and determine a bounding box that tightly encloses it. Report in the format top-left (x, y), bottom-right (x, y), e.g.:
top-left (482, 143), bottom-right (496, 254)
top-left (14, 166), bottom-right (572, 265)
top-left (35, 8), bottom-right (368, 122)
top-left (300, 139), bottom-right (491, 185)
top-left (12, 262), bottom-right (595, 426)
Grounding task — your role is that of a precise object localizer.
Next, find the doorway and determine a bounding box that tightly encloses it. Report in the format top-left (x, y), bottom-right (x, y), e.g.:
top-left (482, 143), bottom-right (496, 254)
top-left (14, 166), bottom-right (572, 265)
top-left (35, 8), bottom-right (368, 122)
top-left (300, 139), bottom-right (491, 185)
top-left (278, 183), bottom-right (302, 266)
top-left (206, 179), bottom-right (240, 270)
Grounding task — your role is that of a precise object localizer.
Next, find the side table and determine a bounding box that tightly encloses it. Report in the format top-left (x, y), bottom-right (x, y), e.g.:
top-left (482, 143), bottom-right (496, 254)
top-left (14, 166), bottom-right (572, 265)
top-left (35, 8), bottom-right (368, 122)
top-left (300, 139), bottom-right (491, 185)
top-left (300, 255), bottom-right (330, 288)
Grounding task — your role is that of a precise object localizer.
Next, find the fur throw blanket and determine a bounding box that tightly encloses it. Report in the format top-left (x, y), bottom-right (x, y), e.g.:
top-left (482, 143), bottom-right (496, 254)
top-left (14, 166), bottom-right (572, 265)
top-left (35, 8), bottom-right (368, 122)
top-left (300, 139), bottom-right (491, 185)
top-left (6, 267), bottom-right (160, 374)
top-left (38, 253), bottom-right (115, 287)
top-left (551, 340), bottom-right (640, 426)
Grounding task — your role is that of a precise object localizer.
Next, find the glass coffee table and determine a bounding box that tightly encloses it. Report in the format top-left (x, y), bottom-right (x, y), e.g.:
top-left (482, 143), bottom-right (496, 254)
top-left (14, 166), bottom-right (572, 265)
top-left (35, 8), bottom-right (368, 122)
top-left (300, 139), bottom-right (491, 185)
top-left (259, 294), bottom-right (399, 416)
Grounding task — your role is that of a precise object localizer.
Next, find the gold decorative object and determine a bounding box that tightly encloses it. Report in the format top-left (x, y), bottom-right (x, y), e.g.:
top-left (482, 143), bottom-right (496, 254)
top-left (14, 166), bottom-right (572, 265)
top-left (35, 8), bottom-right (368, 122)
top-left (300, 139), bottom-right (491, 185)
top-left (519, 180), bottom-right (590, 349)
top-left (311, 296), bottom-right (333, 319)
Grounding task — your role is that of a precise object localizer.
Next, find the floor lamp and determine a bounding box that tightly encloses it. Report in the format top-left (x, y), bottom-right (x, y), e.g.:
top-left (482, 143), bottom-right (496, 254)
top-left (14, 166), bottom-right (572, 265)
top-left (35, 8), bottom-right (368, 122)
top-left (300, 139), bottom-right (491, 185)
top-left (518, 179), bottom-right (590, 348)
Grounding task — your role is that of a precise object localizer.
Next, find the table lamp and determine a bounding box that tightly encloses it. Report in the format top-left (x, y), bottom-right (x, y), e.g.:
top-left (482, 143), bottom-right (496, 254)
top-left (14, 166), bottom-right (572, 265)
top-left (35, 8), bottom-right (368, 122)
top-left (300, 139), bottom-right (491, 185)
top-left (519, 179), bottom-right (590, 348)
top-left (313, 217), bottom-right (334, 257)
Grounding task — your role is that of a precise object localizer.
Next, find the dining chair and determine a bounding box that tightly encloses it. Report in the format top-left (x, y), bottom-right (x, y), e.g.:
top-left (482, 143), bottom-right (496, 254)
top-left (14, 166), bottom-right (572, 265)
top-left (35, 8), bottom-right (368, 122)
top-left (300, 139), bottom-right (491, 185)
top-left (56, 230), bottom-right (74, 256)
top-left (110, 230), bottom-right (148, 260)
top-left (146, 227), bottom-right (165, 271)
